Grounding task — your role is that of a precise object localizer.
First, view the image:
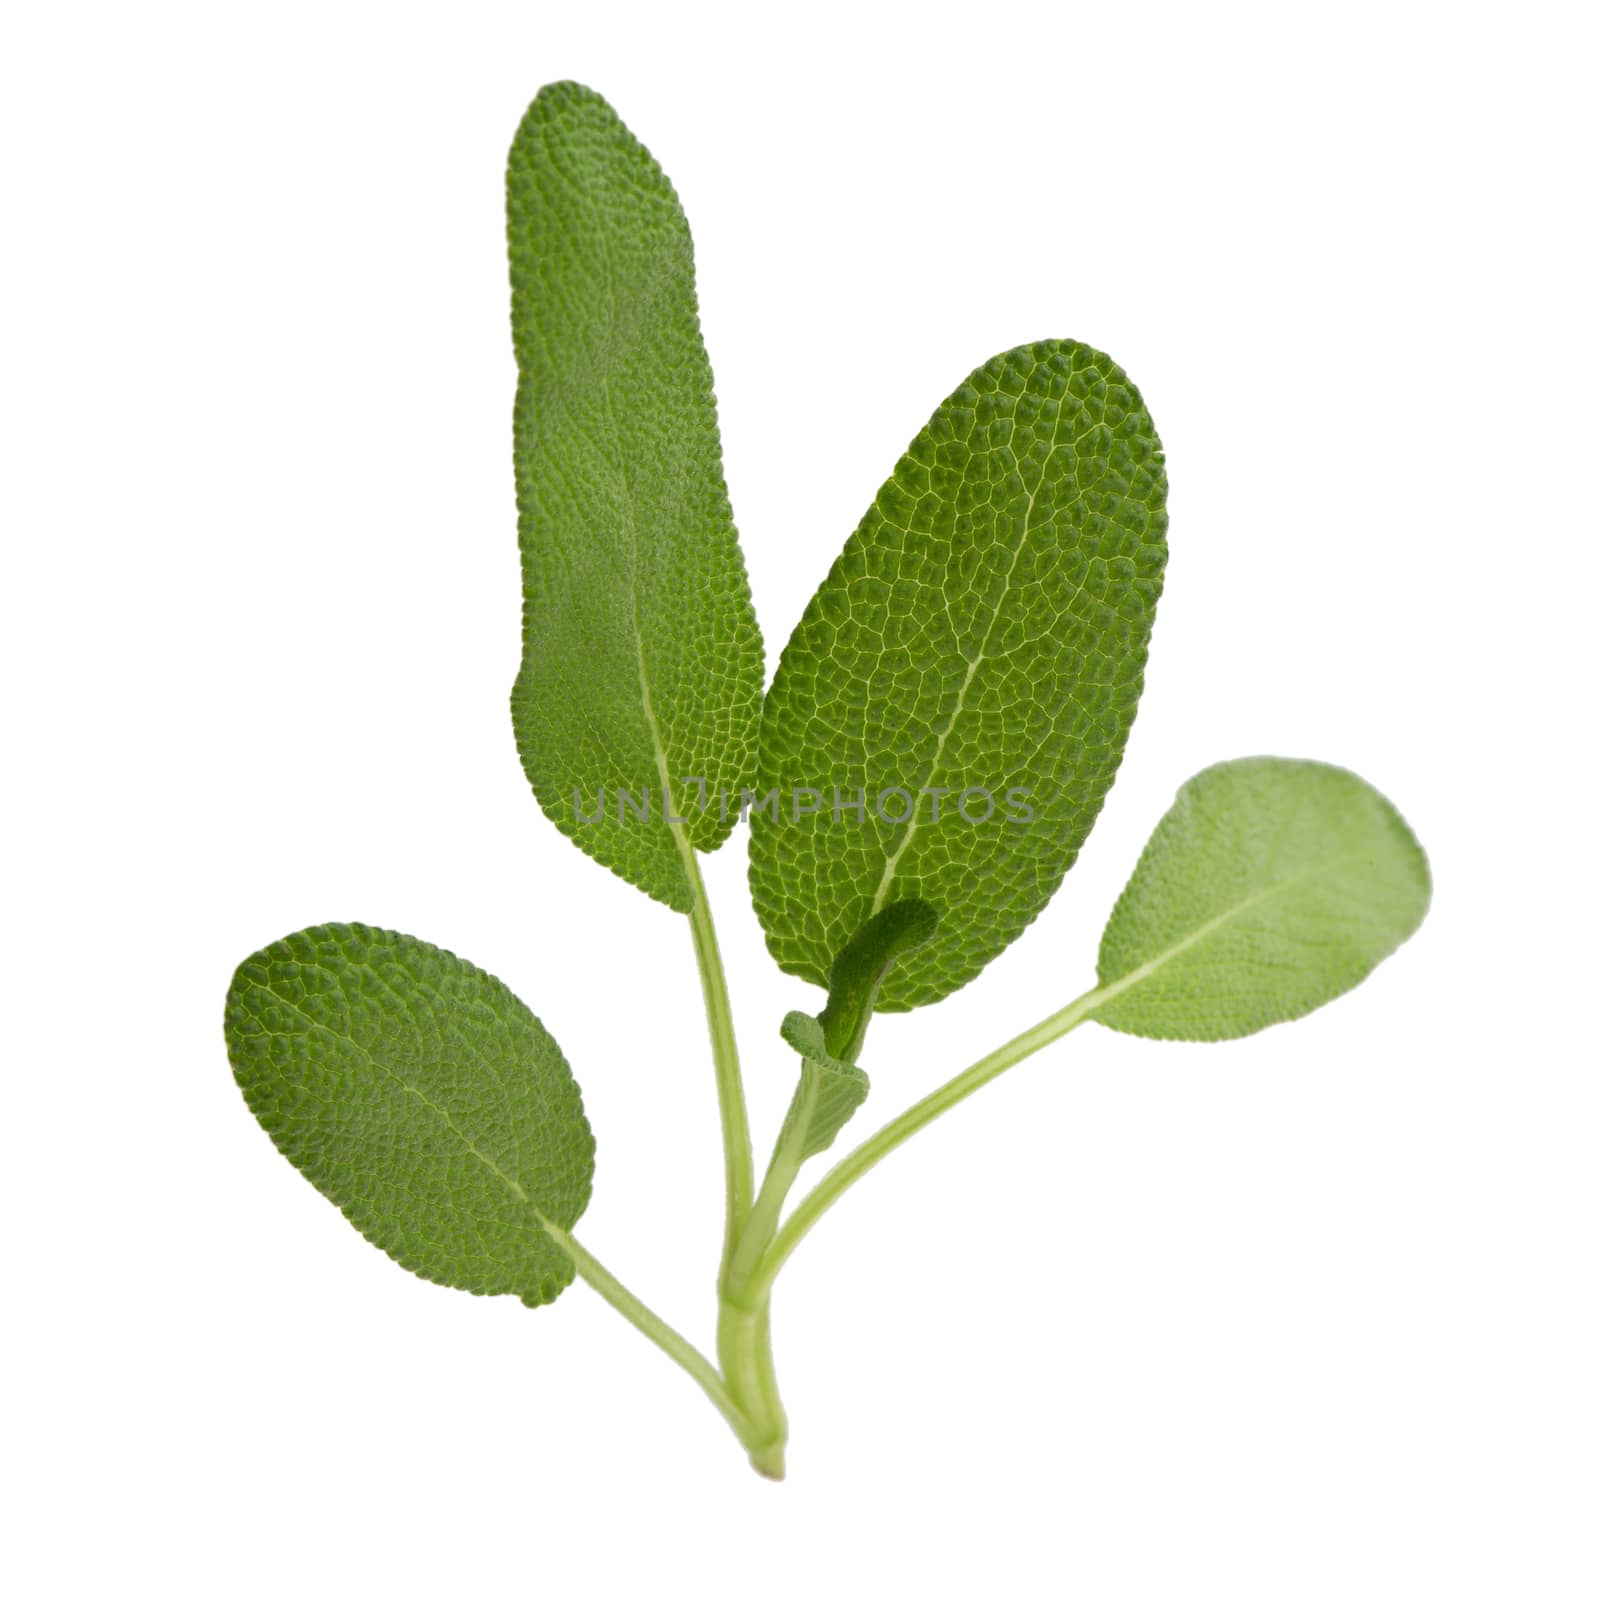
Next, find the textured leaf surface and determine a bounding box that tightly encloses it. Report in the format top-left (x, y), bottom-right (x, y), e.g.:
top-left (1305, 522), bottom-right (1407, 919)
top-left (750, 339), bottom-right (1167, 1007)
top-left (1094, 759), bottom-right (1431, 1040)
top-left (778, 1013), bottom-right (870, 1161)
top-left (225, 924), bottom-right (594, 1306)
top-left (508, 82), bottom-right (763, 910)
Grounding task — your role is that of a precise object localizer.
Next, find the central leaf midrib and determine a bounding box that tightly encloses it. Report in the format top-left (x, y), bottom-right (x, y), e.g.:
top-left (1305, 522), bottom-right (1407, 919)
top-left (1096, 849), bottom-right (1373, 1005)
top-left (868, 406), bottom-right (1092, 915)
top-left (600, 373), bottom-right (698, 890)
top-left (245, 973), bottom-right (542, 1219)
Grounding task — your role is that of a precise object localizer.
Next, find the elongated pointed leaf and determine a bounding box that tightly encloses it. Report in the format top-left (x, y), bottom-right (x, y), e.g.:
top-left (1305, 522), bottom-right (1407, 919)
top-left (508, 83), bottom-right (763, 910)
top-left (1094, 759), bottom-right (1431, 1040)
top-left (778, 1012), bottom-right (870, 1162)
top-left (751, 340), bottom-right (1167, 1007)
top-left (225, 924), bottom-right (594, 1306)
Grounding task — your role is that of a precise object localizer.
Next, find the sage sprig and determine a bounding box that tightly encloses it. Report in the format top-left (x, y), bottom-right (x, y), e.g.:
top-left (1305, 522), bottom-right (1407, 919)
top-left (224, 82), bottom-right (1430, 1479)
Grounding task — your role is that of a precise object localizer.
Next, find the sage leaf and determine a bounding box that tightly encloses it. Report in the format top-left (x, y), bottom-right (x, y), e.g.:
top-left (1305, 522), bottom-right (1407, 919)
top-left (225, 923), bottom-right (594, 1306)
top-left (769, 901), bottom-right (936, 1166)
top-left (508, 82), bottom-right (763, 910)
top-left (750, 340), bottom-right (1167, 1008)
top-left (1094, 759), bottom-right (1431, 1040)
top-left (777, 1013), bottom-right (870, 1162)
top-left (817, 899), bottom-right (938, 1065)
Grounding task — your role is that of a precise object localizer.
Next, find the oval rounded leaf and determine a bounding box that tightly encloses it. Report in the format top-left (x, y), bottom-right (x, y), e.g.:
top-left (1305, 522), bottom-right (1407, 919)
top-left (508, 83), bottom-right (763, 911)
top-left (750, 339), bottom-right (1167, 1008)
top-left (1094, 758), bottom-right (1431, 1040)
top-left (225, 924), bottom-right (594, 1306)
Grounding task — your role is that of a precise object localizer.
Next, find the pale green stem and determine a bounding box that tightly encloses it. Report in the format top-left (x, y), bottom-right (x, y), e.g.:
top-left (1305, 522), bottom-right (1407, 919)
top-left (713, 1082), bottom-right (815, 1479)
top-left (675, 846), bottom-right (785, 1474)
top-left (541, 1218), bottom-right (760, 1453)
top-left (715, 1297), bottom-right (787, 1478)
top-left (727, 1077), bottom-right (815, 1297)
top-left (679, 846), bottom-right (755, 1287)
top-left (744, 981), bottom-right (1113, 1304)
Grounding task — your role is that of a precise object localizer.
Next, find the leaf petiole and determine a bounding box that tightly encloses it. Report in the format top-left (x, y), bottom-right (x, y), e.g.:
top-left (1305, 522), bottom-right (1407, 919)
top-left (730, 1091), bottom-right (814, 1295)
top-left (742, 983), bottom-right (1111, 1304)
top-left (539, 1218), bottom-right (762, 1454)
top-left (681, 848), bottom-right (789, 1475)
top-left (680, 844), bottom-right (755, 1286)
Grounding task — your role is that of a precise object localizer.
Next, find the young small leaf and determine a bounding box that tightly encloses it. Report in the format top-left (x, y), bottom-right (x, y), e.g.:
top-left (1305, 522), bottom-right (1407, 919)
top-left (508, 83), bottom-right (763, 910)
top-left (817, 899), bottom-right (938, 1065)
top-left (777, 1012), bottom-right (870, 1162)
top-left (224, 923), bottom-right (594, 1306)
top-left (750, 340), bottom-right (1167, 1008)
top-left (1094, 758), bottom-right (1431, 1040)
top-left (764, 904), bottom-right (936, 1171)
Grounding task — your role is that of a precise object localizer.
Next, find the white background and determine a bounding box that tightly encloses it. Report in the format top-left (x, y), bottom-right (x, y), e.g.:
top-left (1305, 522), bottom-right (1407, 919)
top-left (4, 2), bottom-right (1595, 1594)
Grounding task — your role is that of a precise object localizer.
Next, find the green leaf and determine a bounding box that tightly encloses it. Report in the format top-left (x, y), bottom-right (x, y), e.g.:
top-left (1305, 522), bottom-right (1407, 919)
top-left (817, 899), bottom-right (938, 1065)
top-left (777, 1013), bottom-right (870, 1162)
top-left (766, 901), bottom-right (936, 1167)
top-left (1093, 758), bottom-right (1431, 1040)
top-left (507, 82), bottom-right (763, 911)
top-left (224, 923), bottom-right (594, 1306)
top-left (750, 339), bottom-right (1167, 1008)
